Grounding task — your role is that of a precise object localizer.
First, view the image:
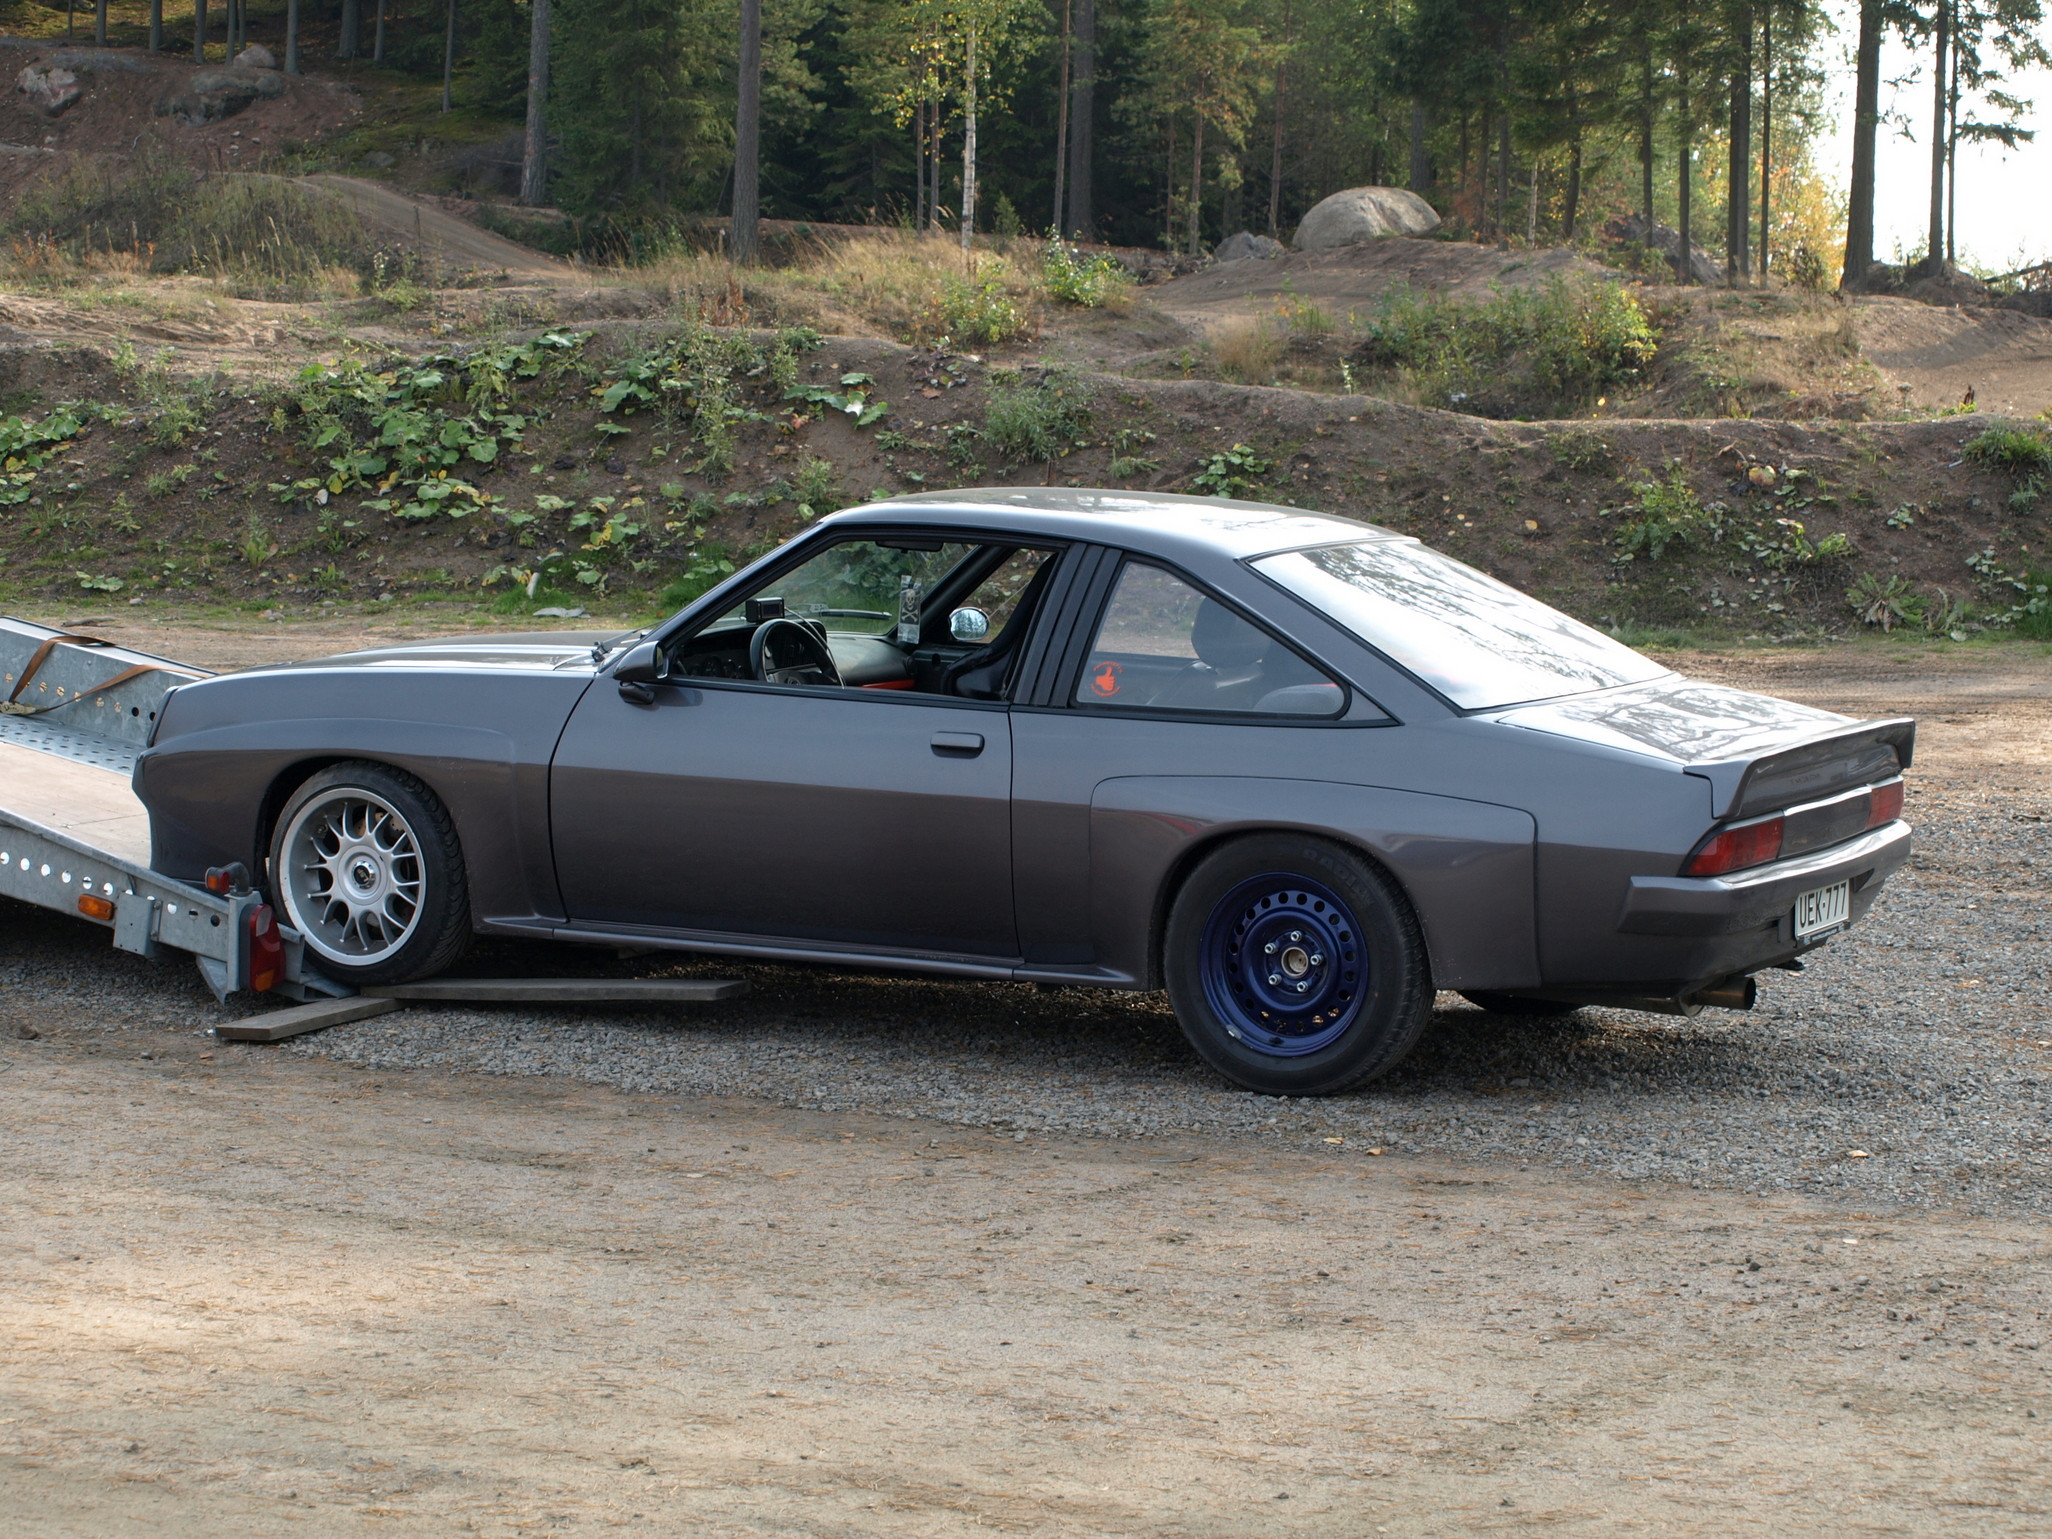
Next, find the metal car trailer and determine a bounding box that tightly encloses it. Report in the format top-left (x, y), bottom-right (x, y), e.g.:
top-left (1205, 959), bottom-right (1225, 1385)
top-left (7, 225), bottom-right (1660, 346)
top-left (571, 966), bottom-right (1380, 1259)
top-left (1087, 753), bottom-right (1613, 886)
top-left (1, 617), bottom-right (741, 1040)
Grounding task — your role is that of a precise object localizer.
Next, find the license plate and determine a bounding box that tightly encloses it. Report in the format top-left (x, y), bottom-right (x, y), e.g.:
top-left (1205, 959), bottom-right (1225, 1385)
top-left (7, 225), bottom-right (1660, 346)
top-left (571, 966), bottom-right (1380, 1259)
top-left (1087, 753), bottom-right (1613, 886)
top-left (1793, 880), bottom-right (1850, 941)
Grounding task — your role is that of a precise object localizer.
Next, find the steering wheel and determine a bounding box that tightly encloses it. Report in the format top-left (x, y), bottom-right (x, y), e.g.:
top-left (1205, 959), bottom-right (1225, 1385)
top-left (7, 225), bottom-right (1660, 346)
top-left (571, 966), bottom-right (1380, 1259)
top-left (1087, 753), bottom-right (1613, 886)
top-left (748, 618), bottom-right (843, 688)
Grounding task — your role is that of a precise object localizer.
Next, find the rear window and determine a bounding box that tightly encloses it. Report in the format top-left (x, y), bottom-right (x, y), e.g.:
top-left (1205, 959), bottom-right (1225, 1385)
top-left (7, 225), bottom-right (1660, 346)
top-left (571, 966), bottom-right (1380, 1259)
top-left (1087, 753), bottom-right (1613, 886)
top-left (1253, 539), bottom-right (1669, 710)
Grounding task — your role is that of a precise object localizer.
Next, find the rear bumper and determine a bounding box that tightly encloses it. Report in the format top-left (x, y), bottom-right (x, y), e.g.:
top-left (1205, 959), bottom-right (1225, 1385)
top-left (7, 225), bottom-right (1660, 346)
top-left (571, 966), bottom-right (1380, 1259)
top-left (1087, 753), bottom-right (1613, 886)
top-left (1616, 819), bottom-right (1911, 941)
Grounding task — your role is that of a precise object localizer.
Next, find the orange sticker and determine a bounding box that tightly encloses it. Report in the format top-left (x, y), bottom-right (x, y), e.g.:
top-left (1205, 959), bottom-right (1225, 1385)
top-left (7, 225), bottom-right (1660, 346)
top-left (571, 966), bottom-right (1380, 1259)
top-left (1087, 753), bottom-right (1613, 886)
top-left (1089, 660), bottom-right (1123, 697)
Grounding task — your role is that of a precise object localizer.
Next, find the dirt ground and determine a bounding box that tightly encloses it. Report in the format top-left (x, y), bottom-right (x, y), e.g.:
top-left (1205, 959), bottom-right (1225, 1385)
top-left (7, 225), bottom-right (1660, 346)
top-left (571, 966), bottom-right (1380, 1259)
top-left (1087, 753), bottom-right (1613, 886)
top-left (1852, 297), bottom-right (2052, 419)
top-left (4, 628), bottom-right (2052, 1536)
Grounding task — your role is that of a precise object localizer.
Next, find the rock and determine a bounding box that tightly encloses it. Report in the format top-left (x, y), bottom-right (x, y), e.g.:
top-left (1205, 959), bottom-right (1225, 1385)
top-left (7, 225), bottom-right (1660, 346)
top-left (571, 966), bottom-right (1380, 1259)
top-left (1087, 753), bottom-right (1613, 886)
top-left (1213, 231), bottom-right (1284, 263)
top-left (17, 66), bottom-right (82, 118)
top-left (155, 67), bottom-right (286, 127)
top-left (1291, 187), bottom-right (1441, 251)
top-left (233, 44), bottom-right (277, 70)
top-left (15, 1024), bottom-right (40, 1040)
top-left (1604, 212), bottom-right (1724, 286)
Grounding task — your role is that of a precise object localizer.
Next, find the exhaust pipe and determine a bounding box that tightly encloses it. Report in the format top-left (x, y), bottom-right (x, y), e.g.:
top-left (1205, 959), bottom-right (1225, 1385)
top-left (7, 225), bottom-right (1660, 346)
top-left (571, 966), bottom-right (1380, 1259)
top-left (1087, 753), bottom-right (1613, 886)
top-left (1688, 974), bottom-right (1757, 1012)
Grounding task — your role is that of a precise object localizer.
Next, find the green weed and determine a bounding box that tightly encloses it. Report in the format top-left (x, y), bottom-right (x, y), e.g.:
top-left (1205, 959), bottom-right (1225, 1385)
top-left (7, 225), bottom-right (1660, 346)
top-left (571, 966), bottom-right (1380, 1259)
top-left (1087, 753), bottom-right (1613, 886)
top-left (927, 261), bottom-right (1031, 347)
top-left (792, 455), bottom-right (838, 519)
top-left (1191, 444), bottom-right (1274, 499)
top-left (1604, 465), bottom-right (1709, 561)
top-left (1545, 428), bottom-right (1615, 473)
top-left (1962, 425), bottom-right (2052, 510)
top-left (1847, 572), bottom-right (1925, 631)
top-left (1040, 239), bottom-right (1130, 309)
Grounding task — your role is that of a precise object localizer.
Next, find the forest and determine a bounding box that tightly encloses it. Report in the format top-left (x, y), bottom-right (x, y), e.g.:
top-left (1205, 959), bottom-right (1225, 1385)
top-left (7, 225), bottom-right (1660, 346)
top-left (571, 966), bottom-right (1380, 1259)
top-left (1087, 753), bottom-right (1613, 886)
top-left (259, 0), bottom-right (2043, 284)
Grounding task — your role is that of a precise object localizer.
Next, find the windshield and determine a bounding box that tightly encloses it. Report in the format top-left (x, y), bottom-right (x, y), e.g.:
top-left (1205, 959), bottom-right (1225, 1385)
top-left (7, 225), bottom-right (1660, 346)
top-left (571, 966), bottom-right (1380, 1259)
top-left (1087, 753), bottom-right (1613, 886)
top-left (1253, 539), bottom-right (1670, 710)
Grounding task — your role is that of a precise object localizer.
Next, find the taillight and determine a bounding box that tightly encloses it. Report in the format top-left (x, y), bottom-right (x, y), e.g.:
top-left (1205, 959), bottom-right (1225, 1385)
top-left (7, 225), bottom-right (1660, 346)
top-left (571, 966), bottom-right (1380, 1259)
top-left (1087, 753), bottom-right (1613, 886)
top-left (1683, 815), bottom-right (1786, 877)
top-left (1867, 778), bottom-right (1904, 827)
top-left (248, 904), bottom-right (285, 994)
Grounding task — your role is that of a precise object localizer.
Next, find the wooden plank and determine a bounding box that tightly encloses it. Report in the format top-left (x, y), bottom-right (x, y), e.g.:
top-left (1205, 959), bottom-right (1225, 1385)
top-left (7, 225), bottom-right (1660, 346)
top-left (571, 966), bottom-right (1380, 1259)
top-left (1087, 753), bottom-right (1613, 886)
top-left (0, 739), bottom-right (152, 866)
top-left (216, 996), bottom-right (406, 1042)
top-left (361, 978), bottom-right (749, 1003)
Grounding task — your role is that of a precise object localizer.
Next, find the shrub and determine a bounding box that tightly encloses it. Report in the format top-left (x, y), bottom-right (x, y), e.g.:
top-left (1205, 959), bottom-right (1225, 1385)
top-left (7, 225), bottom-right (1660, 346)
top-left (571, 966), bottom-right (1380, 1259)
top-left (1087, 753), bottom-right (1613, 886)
top-left (1040, 239), bottom-right (1129, 309)
top-left (982, 369), bottom-right (1092, 462)
top-left (1354, 279), bottom-right (1658, 416)
top-left (1191, 444), bottom-right (1274, 498)
top-left (928, 260), bottom-right (1031, 346)
top-left (791, 454), bottom-right (838, 519)
top-left (1545, 428), bottom-right (1614, 473)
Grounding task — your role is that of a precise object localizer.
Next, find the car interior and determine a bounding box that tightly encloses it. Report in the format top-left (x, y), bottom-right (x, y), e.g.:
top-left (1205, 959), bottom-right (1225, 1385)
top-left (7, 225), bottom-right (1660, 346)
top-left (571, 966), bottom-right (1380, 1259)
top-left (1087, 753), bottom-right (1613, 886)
top-left (662, 537), bottom-right (1061, 699)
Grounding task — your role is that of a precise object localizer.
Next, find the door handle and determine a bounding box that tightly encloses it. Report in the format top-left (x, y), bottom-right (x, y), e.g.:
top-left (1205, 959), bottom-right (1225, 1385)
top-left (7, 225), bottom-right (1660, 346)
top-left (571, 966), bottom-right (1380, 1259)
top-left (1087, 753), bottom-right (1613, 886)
top-left (930, 731), bottom-right (985, 757)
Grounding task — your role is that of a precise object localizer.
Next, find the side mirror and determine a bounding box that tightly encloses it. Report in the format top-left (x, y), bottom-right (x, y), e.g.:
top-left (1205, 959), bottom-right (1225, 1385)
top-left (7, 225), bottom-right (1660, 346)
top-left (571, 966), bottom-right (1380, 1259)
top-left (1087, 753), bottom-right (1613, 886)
top-left (949, 606), bottom-right (991, 643)
top-left (614, 640), bottom-right (663, 704)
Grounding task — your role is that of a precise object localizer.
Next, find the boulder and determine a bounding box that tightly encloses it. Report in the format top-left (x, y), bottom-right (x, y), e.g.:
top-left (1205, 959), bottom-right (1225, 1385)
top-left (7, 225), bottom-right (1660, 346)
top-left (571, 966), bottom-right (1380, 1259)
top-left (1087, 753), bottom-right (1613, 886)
top-left (17, 65), bottom-right (83, 118)
top-left (233, 44), bottom-right (277, 70)
top-left (1605, 212), bottom-right (1724, 286)
top-left (1213, 231), bottom-right (1284, 262)
top-left (1292, 187), bottom-right (1441, 251)
top-left (155, 66), bottom-right (286, 126)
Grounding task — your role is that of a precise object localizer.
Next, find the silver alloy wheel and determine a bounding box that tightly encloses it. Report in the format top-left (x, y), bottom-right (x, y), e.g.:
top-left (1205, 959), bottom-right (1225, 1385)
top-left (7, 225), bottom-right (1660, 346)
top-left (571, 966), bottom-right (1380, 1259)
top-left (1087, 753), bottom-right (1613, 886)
top-left (278, 788), bottom-right (427, 966)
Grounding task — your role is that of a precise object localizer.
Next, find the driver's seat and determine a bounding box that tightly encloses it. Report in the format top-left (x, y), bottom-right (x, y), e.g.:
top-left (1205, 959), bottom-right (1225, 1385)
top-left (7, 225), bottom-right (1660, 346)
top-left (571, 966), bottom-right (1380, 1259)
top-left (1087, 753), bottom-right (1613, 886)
top-left (943, 557), bottom-right (1060, 700)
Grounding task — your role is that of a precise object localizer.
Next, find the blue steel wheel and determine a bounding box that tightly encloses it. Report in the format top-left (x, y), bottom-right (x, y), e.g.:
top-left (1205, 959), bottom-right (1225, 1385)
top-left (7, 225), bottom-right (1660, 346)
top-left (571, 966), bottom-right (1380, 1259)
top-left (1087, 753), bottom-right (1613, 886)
top-left (1199, 874), bottom-right (1365, 1057)
top-left (1165, 834), bottom-right (1433, 1096)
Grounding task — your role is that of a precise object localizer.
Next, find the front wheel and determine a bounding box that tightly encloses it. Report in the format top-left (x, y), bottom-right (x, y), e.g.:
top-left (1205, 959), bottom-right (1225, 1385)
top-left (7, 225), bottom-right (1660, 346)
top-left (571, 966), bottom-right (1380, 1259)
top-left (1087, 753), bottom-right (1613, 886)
top-left (1164, 835), bottom-right (1433, 1096)
top-left (268, 762), bottom-right (470, 985)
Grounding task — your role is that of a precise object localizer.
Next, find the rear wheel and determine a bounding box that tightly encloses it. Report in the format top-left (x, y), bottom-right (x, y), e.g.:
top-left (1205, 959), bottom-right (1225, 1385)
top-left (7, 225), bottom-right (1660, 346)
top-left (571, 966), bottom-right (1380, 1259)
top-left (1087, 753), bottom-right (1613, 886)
top-left (1461, 991), bottom-right (1584, 1018)
top-left (268, 762), bottom-right (469, 985)
top-left (1164, 834), bottom-right (1433, 1096)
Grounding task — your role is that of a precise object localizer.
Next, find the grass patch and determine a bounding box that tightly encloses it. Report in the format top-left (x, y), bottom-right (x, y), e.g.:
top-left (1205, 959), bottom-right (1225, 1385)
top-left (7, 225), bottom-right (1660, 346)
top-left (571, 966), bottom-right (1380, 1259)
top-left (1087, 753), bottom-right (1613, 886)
top-left (1962, 424), bottom-right (2052, 510)
top-left (981, 369), bottom-right (1092, 462)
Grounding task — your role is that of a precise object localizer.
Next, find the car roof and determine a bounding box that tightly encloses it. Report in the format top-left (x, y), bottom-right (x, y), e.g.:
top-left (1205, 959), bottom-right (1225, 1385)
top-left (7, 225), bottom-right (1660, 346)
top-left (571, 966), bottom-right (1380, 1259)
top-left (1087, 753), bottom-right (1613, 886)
top-left (824, 488), bottom-right (1400, 564)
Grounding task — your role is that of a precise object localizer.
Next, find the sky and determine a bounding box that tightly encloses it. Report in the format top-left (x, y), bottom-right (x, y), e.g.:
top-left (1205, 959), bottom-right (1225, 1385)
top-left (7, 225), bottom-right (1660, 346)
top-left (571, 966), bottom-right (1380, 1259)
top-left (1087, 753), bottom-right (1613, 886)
top-left (1818, 2), bottom-right (2051, 271)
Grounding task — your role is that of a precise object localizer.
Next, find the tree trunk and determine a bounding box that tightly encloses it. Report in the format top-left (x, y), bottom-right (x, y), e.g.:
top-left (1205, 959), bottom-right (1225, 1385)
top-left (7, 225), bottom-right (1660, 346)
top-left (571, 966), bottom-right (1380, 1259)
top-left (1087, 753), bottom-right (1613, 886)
top-left (914, 97), bottom-right (927, 230)
top-left (959, 24), bottom-right (979, 252)
top-left (1407, 103), bottom-right (1430, 196)
top-left (1526, 159), bottom-right (1537, 242)
top-left (1268, 54), bottom-right (1286, 237)
top-left (1052, 0), bottom-right (1071, 234)
top-left (520, 0), bottom-right (550, 205)
top-left (1927, 0), bottom-right (1948, 273)
top-left (1759, 9), bottom-right (1771, 276)
top-left (1564, 135), bottom-right (1582, 241)
top-left (95, 0), bottom-right (106, 47)
top-left (149, 0), bottom-right (161, 52)
top-left (1638, 44), bottom-right (1655, 227)
top-left (1163, 118), bottom-right (1175, 250)
top-left (1945, 15), bottom-right (1959, 264)
top-left (1496, 111), bottom-right (1510, 246)
top-left (338, 0), bottom-right (359, 60)
top-left (1676, 57), bottom-right (1692, 282)
top-left (931, 90), bottom-right (943, 229)
top-left (285, 0), bottom-right (299, 71)
top-left (1727, 5), bottom-right (1751, 282)
top-left (1187, 111), bottom-right (1205, 256)
top-left (733, 0), bottom-right (762, 261)
top-left (375, 0), bottom-right (387, 62)
top-left (193, 0), bottom-right (205, 63)
top-left (1065, 0), bottom-right (1095, 238)
top-left (441, 0), bottom-right (457, 112)
top-left (1842, 0), bottom-right (1883, 290)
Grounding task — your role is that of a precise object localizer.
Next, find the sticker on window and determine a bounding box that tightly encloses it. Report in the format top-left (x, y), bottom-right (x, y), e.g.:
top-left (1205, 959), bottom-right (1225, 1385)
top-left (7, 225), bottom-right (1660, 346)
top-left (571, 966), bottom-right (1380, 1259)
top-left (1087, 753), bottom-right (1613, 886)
top-left (1089, 660), bottom-right (1123, 697)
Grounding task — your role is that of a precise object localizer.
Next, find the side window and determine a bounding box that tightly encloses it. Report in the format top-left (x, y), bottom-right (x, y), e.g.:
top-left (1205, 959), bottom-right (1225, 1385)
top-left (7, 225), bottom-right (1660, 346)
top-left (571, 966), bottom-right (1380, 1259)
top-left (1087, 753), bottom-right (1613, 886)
top-left (1073, 562), bottom-right (1346, 716)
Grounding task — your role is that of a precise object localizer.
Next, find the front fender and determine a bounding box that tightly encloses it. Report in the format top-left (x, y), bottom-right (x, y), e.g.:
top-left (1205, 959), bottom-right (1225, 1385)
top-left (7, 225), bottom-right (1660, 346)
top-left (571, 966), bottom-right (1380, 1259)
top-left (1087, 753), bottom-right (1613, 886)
top-left (1090, 776), bottom-right (1538, 991)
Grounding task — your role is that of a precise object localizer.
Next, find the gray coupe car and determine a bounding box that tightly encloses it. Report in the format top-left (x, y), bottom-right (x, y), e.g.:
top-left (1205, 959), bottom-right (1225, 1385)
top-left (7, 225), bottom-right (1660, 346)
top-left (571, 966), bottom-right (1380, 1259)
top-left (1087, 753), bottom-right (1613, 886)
top-left (135, 490), bottom-right (1912, 1094)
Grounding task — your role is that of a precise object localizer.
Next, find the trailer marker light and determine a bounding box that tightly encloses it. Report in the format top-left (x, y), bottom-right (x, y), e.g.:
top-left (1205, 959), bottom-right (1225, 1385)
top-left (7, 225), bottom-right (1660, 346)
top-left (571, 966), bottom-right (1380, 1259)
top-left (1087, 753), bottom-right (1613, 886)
top-left (203, 862), bottom-right (252, 897)
top-left (76, 894), bottom-right (115, 921)
top-left (247, 904), bottom-right (285, 994)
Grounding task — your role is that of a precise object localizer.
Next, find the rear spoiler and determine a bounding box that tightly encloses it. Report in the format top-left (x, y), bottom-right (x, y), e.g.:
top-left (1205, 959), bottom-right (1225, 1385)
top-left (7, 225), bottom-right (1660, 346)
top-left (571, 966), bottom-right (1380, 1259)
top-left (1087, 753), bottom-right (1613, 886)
top-left (1687, 717), bottom-right (1916, 821)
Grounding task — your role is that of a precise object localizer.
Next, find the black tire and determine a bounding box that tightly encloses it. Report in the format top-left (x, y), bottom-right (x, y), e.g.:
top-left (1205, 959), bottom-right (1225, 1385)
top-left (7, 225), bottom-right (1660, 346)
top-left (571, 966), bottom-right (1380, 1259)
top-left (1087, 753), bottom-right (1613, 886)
top-left (1460, 991), bottom-right (1584, 1018)
top-left (267, 761), bottom-right (470, 986)
top-left (1163, 834), bottom-right (1433, 1096)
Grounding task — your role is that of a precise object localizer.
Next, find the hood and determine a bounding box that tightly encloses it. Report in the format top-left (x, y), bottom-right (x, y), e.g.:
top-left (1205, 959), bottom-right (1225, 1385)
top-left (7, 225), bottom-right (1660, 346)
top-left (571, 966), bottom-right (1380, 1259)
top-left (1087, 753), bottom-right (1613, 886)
top-left (1498, 675), bottom-right (1914, 818)
top-left (269, 631), bottom-right (623, 674)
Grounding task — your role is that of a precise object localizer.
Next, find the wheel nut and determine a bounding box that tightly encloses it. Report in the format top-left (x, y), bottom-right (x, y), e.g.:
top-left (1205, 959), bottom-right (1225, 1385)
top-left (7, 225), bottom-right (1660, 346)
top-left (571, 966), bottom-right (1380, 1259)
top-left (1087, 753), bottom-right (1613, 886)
top-left (1264, 941), bottom-right (1278, 954)
top-left (1295, 981), bottom-right (1310, 993)
top-left (1289, 930), bottom-right (1303, 943)
top-left (1267, 974), bottom-right (1283, 986)
top-left (1309, 953), bottom-right (1324, 967)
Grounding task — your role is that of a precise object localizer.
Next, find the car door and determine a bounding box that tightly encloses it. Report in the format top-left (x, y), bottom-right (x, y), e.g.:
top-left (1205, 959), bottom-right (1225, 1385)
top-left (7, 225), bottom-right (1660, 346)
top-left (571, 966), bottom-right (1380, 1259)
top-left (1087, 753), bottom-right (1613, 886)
top-left (547, 537), bottom-right (1050, 962)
